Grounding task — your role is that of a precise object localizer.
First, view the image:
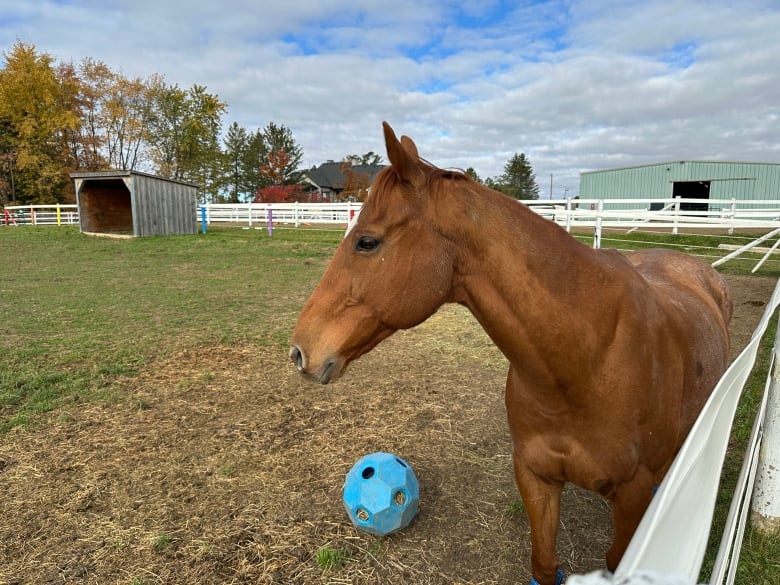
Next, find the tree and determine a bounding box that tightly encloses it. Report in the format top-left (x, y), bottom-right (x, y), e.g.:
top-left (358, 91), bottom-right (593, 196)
top-left (0, 118), bottom-right (16, 204)
top-left (223, 122), bottom-right (248, 202)
top-left (339, 160), bottom-right (371, 201)
top-left (62, 58), bottom-right (154, 173)
top-left (56, 61), bottom-right (96, 174)
top-left (0, 41), bottom-right (80, 203)
top-left (182, 84), bottom-right (227, 200)
top-left (260, 149), bottom-right (294, 186)
top-left (255, 183), bottom-right (304, 203)
top-left (146, 80), bottom-right (227, 200)
top-left (70, 57), bottom-right (112, 170)
top-left (258, 122), bottom-right (303, 188)
top-left (344, 151), bottom-right (383, 166)
top-left (243, 130), bottom-right (267, 197)
top-left (102, 71), bottom-right (154, 171)
top-left (465, 167), bottom-right (482, 184)
top-left (490, 153), bottom-right (539, 200)
top-left (145, 80), bottom-right (187, 178)
top-left (223, 123), bottom-right (269, 202)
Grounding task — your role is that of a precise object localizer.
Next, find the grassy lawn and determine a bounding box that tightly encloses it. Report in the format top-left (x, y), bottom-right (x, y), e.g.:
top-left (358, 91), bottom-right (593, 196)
top-left (1, 224), bottom-right (778, 582)
top-left (0, 225), bottom-right (341, 431)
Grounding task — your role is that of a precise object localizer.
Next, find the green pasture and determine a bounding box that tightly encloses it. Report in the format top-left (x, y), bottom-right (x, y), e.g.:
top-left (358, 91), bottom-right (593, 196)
top-left (0, 225), bottom-right (338, 431)
top-left (1, 224), bottom-right (778, 582)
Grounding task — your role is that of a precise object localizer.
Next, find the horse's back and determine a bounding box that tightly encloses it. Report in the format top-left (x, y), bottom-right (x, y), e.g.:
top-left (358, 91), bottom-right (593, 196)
top-left (625, 248), bottom-right (732, 327)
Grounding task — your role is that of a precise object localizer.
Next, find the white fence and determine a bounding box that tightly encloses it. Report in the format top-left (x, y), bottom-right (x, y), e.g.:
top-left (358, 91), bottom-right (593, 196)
top-left (527, 197), bottom-right (780, 233)
top-left (6, 198), bottom-right (780, 234)
top-left (196, 198), bottom-right (780, 234)
top-left (199, 201), bottom-right (363, 228)
top-left (2, 204), bottom-right (79, 226)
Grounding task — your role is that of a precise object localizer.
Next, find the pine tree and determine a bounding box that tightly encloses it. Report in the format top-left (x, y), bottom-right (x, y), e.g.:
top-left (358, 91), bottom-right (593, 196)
top-left (492, 153), bottom-right (539, 200)
top-left (260, 122), bottom-right (303, 186)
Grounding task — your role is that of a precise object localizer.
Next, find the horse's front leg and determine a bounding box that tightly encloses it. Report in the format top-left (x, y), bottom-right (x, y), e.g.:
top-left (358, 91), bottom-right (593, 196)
top-left (513, 456), bottom-right (565, 585)
top-left (606, 465), bottom-right (655, 571)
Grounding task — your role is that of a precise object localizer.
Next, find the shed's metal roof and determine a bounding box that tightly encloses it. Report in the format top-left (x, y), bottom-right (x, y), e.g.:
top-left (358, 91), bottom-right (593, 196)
top-left (70, 170), bottom-right (200, 189)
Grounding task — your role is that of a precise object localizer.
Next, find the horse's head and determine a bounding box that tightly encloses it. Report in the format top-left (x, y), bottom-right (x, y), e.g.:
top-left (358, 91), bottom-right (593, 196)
top-left (289, 122), bottom-right (455, 384)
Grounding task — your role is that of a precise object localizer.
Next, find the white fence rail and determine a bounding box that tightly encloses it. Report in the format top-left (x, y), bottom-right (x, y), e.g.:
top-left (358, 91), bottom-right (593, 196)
top-left (199, 201), bottom-right (363, 227)
top-left (197, 198), bottom-right (780, 232)
top-left (5, 198), bottom-right (780, 233)
top-left (2, 204), bottom-right (79, 226)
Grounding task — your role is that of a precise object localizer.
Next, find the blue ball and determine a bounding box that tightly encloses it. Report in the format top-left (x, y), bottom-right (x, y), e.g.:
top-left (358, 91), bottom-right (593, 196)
top-left (343, 452), bottom-right (420, 536)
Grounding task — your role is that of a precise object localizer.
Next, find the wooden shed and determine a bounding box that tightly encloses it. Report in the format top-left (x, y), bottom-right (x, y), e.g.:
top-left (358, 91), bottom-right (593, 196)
top-left (71, 171), bottom-right (199, 237)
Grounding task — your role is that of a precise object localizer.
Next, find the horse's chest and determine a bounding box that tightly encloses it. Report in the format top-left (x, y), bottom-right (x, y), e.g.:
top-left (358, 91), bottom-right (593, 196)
top-left (519, 433), bottom-right (640, 494)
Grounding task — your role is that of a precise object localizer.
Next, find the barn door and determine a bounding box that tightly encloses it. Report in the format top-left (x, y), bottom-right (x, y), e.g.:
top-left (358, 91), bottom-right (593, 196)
top-left (673, 180), bottom-right (711, 213)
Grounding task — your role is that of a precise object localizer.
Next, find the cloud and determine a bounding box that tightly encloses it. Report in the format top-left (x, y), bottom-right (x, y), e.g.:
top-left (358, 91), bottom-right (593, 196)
top-left (1, 0), bottom-right (778, 196)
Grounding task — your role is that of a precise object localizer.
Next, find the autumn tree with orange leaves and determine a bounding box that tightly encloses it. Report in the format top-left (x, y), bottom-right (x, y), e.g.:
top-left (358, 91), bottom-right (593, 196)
top-left (339, 160), bottom-right (371, 201)
top-left (254, 122), bottom-right (304, 202)
top-left (0, 41), bottom-right (309, 204)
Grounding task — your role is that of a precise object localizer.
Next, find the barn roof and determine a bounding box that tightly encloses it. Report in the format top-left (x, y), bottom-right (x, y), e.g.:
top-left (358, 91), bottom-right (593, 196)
top-left (581, 160), bottom-right (780, 176)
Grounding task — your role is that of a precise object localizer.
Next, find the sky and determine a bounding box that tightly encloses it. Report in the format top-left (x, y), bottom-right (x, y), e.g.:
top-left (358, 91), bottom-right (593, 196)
top-left (2, 0), bottom-right (779, 197)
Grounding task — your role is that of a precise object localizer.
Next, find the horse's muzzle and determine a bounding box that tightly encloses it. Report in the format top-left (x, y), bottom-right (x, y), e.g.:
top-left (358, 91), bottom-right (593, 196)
top-left (290, 345), bottom-right (339, 385)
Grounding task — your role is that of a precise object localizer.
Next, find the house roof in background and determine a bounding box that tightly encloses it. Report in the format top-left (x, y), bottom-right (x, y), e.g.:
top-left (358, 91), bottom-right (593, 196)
top-left (303, 161), bottom-right (387, 190)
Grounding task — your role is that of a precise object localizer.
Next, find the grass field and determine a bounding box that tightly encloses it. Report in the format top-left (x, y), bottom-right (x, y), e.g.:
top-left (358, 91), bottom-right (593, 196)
top-left (1, 226), bottom-right (336, 431)
top-left (1, 224), bottom-right (779, 583)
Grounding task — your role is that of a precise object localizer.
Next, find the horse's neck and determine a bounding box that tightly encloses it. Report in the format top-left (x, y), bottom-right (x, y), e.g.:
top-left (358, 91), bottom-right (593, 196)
top-left (445, 186), bottom-right (613, 378)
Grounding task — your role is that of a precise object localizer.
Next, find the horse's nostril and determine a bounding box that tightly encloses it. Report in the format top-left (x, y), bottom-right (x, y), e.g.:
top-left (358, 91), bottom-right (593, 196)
top-left (290, 346), bottom-right (304, 371)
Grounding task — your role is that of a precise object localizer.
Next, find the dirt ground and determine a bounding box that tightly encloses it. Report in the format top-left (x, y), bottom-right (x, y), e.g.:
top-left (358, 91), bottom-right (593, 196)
top-left (0, 275), bottom-right (776, 585)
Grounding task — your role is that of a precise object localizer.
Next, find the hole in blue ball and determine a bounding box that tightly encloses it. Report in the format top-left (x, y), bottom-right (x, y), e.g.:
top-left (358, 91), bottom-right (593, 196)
top-left (361, 466), bottom-right (375, 479)
top-left (395, 458), bottom-right (407, 468)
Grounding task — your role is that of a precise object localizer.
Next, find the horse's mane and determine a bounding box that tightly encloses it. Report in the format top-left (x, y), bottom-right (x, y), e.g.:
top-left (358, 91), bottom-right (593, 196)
top-left (370, 157), bottom-right (475, 203)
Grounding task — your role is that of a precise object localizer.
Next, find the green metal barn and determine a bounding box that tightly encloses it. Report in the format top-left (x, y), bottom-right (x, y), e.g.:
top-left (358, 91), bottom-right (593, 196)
top-left (580, 161), bottom-right (780, 211)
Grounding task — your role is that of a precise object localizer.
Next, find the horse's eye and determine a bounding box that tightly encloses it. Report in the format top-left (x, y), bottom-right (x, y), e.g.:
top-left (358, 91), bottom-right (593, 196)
top-left (356, 236), bottom-right (380, 252)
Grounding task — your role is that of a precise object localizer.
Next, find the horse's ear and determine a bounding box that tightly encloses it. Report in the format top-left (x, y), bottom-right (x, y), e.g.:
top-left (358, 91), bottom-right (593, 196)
top-left (400, 135), bottom-right (419, 160)
top-left (383, 121), bottom-right (423, 186)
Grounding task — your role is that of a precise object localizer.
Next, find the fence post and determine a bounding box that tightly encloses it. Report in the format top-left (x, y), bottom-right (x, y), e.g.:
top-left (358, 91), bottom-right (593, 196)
top-left (593, 199), bottom-right (603, 249)
top-left (673, 196), bottom-right (680, 235)
top-left (248, 202), bottom-right (253, 227)
top-left (56, 203), bottom-right (61, 226)
top-left (751, 323), bottom-right (780, 535)
top-left (729, 198), bottom-right (737, 235)
top-left (565, 197), bottom-right (573, 233)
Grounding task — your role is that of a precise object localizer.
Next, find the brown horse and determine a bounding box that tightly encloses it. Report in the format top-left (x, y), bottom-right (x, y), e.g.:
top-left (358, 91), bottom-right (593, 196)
top-left (290, 123), bottom-right (732, 585)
